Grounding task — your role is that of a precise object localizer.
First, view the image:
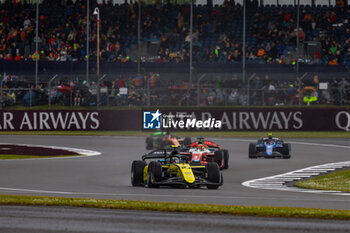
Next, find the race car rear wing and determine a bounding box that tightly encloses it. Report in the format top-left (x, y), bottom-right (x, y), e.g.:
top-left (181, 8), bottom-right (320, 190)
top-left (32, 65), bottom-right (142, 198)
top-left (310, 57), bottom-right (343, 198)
top-left (141, 149), bottom-right (171, 160)
top-left (189, 140), bottom-right (220, 149)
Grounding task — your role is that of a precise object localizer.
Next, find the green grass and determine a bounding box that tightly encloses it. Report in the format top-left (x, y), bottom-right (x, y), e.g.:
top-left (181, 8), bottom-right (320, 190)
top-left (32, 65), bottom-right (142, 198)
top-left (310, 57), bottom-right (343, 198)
top-left (0, 130), bottom-right (349, 138)
top-left (295, 169), bottom-right (350, 192)
top-left (0, 154), bottom-right (82, 160)
top-left (0, 194), bottom-right (349, 219)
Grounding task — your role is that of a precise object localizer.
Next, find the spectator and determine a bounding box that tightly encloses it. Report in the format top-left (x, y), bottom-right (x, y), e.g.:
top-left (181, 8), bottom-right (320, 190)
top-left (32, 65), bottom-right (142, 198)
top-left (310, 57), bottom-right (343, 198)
top-left (228, 89), bottom-right (239, 105)
top-left (180, 80), bottom-right (187, 90)
top-left (1, 1), bottom-right (350, 64)
top-left (133, 73), bottom-right (143, 88)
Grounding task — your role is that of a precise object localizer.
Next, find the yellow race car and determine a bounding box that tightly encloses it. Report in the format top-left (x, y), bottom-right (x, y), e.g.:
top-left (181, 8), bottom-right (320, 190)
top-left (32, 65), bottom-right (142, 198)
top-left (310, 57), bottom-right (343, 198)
top-left (131, 146), bottom-right (222, 189)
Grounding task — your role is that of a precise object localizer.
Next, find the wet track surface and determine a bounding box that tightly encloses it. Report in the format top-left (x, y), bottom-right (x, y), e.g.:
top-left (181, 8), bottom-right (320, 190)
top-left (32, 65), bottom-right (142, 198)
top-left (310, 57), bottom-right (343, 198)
top-left (0, 135), bottom-right (349, 209)
top-left (0, 135), bottom-right (350, 232)
top-left (1, 205), bottom-right (350, 233)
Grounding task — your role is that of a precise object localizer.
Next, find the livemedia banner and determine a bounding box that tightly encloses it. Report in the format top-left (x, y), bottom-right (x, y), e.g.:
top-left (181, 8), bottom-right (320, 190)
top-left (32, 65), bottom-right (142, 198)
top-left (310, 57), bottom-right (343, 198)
top-left (141, 108), bottom-right (350, 131)
top-left (0, 108), bottom-right (349, 131)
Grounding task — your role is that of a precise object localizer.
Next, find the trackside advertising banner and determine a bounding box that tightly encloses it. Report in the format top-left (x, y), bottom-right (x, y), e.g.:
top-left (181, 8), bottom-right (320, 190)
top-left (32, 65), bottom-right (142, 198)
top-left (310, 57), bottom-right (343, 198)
top-left (0, 110), bottom-right (140, 131)
top-left (0, 108), bottom-right (349, 131)
top-left (141, 108), bottom-right (350, 131)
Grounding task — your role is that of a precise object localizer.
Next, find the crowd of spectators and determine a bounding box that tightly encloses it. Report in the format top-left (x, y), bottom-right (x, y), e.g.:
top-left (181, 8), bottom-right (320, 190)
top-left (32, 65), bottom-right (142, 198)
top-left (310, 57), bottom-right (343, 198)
top-left (1, 0), bottom-right (350, 64)
top-left (1, 72), bottom-right (349, 107)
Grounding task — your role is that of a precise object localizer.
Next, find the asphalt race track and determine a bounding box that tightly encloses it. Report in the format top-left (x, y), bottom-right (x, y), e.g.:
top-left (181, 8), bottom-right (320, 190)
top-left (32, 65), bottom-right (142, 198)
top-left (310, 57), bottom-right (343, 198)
top-left (0, 135), bottom-right (349, 210)
top-left (1, 205), bottom-right (350, 233)
top-left (1, 135), bottom-right (350, 232)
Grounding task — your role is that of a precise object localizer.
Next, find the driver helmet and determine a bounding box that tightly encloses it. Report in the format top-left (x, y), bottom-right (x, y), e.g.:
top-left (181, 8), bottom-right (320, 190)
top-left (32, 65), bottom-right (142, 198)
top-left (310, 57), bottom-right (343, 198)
top-left (197, 138), bottom-right (204, 145)
top-left (170, 156), bottom-right (180, 163)
top-left (170, 145), bottom-right (179, 155)
top-left (268, 133), bottom-right (273, 140)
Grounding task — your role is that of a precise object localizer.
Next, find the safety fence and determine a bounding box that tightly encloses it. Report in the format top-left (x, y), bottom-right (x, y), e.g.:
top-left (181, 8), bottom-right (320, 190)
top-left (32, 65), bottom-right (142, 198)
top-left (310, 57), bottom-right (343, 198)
top-left (1, 85), bottom-right (349, 108)
top-left (1, 61), bottom-right (350, 76)
top-left (1, 72), bottom-right (350, 109)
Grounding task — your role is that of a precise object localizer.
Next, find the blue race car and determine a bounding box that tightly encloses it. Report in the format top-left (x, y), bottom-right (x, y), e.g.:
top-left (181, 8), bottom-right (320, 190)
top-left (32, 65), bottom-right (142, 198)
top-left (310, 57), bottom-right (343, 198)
top-left (248, 133), bottom-right (291, 159)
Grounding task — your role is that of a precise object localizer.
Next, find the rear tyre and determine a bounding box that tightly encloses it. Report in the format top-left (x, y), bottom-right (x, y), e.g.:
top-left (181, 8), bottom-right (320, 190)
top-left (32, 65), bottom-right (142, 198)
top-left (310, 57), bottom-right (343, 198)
top-left (156, 137), bottom-right (164, 149)
top-left (222, 149), bottom-right (229, 169)
top-left (145, 137), bottom-right (153, 150)
top-left (248, 143), bottom-right (257, 159)
top-left (282, 143), bottom-right (291, 155)
top-left (184, 137), bottom-right (192, 147)
top-left (282, 143), bottom-right (291, 159)
top-left (131, 160), bottom-right (147, 186)
top-left (147, 161), bottom-right (162, 188)
top-left (206, 162), bottom-right (220, 189)
top-left (214, 150), bottom-right (224, 169)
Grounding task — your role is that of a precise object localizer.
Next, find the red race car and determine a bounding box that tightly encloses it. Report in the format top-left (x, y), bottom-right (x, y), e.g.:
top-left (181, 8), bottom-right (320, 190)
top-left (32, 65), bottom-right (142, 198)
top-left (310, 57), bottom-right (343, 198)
top-left (180, 138), bottom-right (229, 170)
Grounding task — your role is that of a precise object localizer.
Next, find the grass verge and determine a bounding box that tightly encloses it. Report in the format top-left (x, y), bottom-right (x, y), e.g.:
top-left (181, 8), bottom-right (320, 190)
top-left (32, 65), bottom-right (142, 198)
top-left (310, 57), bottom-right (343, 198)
top-left (0, 131), bottom-right (349, 138)
top-left (295, 169), bottom-right (350, 192)
top-left (0, 154), bottom-right (81, 160)
top-left (0, 194), bottom-right (349, 219)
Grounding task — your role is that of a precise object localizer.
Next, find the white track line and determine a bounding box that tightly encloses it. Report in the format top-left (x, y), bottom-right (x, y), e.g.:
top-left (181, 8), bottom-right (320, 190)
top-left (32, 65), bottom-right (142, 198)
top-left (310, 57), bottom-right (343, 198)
top-left (215, 138), bottom-right (350, 195)
top-left (240, 140), bottom-right (350, 195)
top-left (1, 138), bottom-right (349, 196)
top-left (214, 138), bottom-right (350, 148)
top-left (0, 143), bottom-right (101, 160)
top-left (242, 161), bottom-right (350, 196)
top-left (1, 186), bottom-right (350, 202)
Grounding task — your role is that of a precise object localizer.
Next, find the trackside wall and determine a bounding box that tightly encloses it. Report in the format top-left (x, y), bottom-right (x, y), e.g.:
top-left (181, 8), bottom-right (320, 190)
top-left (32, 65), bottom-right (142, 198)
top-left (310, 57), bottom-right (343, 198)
top-left (0, 108), bottom-right (349, 131)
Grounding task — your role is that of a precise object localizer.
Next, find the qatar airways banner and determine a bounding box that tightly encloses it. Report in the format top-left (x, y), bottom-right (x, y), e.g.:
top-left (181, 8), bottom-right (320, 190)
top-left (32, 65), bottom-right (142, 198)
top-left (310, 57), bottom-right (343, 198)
top-left (0, 110), bottom-right (140, 131)
top-left (0, 108), bottom-right (349, 131)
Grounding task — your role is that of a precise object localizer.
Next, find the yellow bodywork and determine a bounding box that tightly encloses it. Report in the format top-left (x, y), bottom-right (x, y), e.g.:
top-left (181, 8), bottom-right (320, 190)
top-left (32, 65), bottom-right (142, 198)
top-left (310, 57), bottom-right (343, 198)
top-left (167, 163), bottom-right (196, 183)
top-left (143, 165), bottom-right (148, 182)
top-left (143, 163), bottom-right (196, 184)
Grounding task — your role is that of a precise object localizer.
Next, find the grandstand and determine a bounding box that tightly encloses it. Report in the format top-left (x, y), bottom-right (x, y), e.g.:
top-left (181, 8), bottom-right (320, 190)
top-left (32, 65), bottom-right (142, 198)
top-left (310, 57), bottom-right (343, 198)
top-left (0, 0), bottom-right (349, 108)
top-left (0, 0), bottom-right (349, 64)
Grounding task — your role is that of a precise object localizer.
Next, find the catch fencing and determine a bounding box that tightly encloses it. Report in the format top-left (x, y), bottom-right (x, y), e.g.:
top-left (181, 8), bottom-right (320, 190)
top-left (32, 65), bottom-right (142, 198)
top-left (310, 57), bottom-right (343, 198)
top-left (1, 71), bottom-right (350, 109)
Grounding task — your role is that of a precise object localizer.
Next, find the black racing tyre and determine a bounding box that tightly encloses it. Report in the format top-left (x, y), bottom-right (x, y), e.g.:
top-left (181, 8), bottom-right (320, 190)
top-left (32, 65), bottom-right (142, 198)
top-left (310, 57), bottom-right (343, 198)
top-left (249, 143), bottom-right (257, 159)
top-left (206, 162), bottom-right (220, 189)
top-left (131, 160), bottom-right (147, 186)
top-left (214, 150), bottom-right (223, 169)
top-left (145, 137), bottom-right (153, 150)
top-left (156, 137), bottom-right (165, 149)
top-left (282, 143), bottom-right (291, 159)
top-left (147, 161), bottom-right (162, 188)
top-left (282, 143), bottom-right (291, 155)
top-left (222, 149), bottom-right (229, 169)
top-left (184, 137), bottom-right (192, 147)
